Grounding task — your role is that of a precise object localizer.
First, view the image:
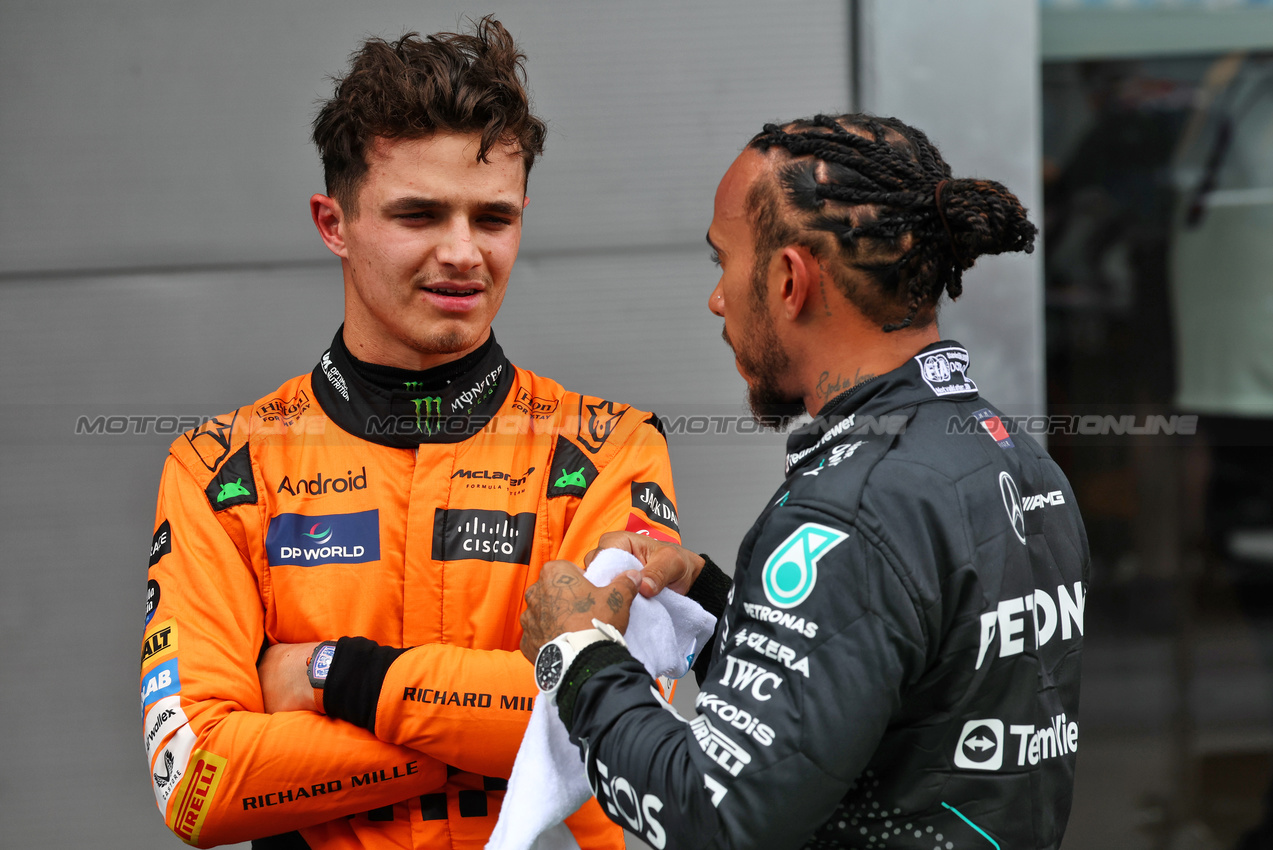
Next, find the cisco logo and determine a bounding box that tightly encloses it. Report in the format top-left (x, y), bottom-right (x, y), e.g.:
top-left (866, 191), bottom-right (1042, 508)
top-left (431, 508), bottom-right (536, 565)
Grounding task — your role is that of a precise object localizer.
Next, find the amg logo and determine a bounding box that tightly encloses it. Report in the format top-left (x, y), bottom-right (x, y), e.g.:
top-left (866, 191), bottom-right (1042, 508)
top-left (431, 508), bottom-right (536, 565)
top-left (690, 715), bottom-right (751, 777)
top-left (719, 657), bottom-right (782, 701)
top-left (740, 602), bottom-right (819, 638)
top-left (1023, 491), bottom-right (1065, 511)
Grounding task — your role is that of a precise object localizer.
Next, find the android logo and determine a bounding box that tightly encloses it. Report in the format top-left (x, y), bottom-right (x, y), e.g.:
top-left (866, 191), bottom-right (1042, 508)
top-left (554, 467), bottom-right (588, 489)
top-left (216, 478), bottom-right (251, 503)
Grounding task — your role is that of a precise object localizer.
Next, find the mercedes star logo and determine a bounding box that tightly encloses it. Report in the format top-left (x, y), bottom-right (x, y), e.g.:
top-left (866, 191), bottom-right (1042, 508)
top-left (999, 471), bottom-right (1026, 545)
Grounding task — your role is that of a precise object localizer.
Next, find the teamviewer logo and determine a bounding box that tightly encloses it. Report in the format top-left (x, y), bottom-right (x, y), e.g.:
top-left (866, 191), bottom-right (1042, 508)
top-left (954, 718), bottom-right (1004, 770)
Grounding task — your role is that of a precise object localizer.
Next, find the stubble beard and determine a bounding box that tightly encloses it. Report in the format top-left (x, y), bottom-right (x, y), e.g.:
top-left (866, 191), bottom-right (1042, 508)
top-left (723, 259), bottom-right (805, 431)
top-left (398, 271), bottom-right (495, 356)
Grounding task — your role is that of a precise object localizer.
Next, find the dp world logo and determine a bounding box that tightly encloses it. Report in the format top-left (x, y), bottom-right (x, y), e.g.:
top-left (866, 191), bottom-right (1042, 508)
top-left (761, 523), bottom-right (849, 609)
top-left (303, 523), bottom-right (333, 545)
top-left (266, 510), bottom-right (380, 567)
top-left (954, 718), bottom-right (1004, 770)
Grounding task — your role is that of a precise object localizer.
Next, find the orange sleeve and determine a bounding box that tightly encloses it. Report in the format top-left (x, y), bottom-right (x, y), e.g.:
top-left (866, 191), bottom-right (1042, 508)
top-left (142, 456), bottom-right (446, 848)
top-left (368, 416), bottom-right (680, 776)
top-left (555, 416), bottom-right (682, 563)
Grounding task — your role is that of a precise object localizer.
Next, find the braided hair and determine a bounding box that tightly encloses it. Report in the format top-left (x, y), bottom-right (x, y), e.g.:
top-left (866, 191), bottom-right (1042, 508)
top-left (748, 114), bottom-right (1037, 331)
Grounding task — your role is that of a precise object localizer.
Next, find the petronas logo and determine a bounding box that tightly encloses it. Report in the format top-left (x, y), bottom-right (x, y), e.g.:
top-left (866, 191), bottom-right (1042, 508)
top-left (410, 396), bottom-right (442, 435)
top-left (761, 523), bottom-right (849, 609)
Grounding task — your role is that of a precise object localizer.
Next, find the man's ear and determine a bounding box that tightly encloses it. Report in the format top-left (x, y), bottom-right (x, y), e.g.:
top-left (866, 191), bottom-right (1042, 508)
top-left (311, 194), bottom-right (349, 259)
top-left (777, 244), bottom-right (822, 321)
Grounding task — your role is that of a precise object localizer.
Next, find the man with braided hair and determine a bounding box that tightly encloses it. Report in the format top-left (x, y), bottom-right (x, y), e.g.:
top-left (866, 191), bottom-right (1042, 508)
top-left (520, 114), bottom-right (1088, 849)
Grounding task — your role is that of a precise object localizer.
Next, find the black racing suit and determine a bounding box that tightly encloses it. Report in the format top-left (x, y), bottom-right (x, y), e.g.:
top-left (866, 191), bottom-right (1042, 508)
top-left (555, 341), bottom-right (1089, 849)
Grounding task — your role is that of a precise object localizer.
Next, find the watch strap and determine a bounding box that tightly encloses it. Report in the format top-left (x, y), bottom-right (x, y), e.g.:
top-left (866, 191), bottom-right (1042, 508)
top-left (556, 640), bottom-right (634, 732)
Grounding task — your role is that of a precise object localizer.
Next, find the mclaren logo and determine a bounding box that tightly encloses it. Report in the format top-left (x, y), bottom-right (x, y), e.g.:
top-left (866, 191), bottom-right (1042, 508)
top-left (999, 471), bottom-right (1026, 544)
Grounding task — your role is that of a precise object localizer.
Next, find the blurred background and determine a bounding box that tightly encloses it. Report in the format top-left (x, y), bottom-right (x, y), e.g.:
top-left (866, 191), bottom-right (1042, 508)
top-left (2, 0), bottom-right (1271, 847)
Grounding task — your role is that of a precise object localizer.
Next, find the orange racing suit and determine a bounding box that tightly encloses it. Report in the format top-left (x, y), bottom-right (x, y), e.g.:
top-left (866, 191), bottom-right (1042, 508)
top-left (140, 331), bottom-right (681, 848)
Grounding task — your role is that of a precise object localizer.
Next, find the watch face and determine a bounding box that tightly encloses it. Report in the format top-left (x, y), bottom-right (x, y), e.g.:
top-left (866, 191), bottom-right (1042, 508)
top-left (536, 642), bottom-right (564, 691)
top-left (310, 643), bottom-right (336, 683)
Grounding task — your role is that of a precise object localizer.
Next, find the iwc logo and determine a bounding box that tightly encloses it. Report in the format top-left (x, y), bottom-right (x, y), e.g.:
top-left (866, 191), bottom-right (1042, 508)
top-left (761, 523), bottom-right (849, 609)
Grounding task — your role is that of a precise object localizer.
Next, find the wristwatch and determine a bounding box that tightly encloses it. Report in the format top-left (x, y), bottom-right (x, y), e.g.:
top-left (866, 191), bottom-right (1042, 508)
top-left (307, 640), bottom-right (338, 690)
top-left (534, 619), bottom-right (626, 704)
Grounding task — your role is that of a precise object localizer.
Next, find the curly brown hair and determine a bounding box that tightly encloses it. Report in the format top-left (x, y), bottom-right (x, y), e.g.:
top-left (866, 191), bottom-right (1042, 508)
top-left (312, 16), bottom-right (547, 215)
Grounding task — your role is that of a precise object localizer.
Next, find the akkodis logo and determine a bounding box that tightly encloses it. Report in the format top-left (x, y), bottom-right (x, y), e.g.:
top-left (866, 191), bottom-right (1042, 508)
top-left (266, 510), bottom-right (380, 567)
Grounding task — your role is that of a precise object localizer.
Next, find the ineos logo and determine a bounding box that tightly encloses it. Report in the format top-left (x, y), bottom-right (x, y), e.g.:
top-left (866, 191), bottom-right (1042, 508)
top-left (999, 471), bottom-right (1026, 545)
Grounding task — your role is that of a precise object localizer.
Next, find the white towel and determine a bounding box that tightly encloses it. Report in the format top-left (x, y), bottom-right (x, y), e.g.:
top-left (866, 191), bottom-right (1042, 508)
top-left (487, 549), bottom-right (718, 850)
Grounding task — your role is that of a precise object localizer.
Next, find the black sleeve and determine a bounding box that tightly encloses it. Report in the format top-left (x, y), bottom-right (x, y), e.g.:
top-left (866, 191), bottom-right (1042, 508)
top-left (563, 505), bottom-right (927, 849)
top-left (686, 554), bottom-right (731, 685)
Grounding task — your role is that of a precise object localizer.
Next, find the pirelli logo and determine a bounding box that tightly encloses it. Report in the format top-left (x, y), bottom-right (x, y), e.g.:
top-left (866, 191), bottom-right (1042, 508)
top-left (171, 749), bottom-right (228, 845)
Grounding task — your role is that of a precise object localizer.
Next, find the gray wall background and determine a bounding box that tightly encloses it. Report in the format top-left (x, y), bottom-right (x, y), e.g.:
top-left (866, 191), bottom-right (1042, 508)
top-left (0, 2), bottom-right (1041, 847)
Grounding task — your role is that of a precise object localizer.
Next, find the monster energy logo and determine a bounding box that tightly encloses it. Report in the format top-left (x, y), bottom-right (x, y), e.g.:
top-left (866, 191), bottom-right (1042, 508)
top-left (410, 396), bottom-right (442, 435)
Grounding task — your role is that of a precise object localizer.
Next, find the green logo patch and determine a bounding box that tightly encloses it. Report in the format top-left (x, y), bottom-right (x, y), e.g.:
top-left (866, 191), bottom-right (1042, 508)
top-left (761, 523), bottom-right (849, 609)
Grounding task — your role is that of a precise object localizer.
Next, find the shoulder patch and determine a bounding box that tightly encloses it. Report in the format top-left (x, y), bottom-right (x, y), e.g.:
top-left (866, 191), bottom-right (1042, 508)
top-left (547, 436), bottom-right (600, 498)
top-left (183, 411), bottom-right (240, 472)
top-left (631, 481), bottom-right (680, 533)
top-left (578, 398), bottom-right (630, 455)
top-left (206, 443), bottom-right (257, 511)
top-left (511, 387), bottom-right (561, 420)
top-left (148, 520), bottom-right (172, 568)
